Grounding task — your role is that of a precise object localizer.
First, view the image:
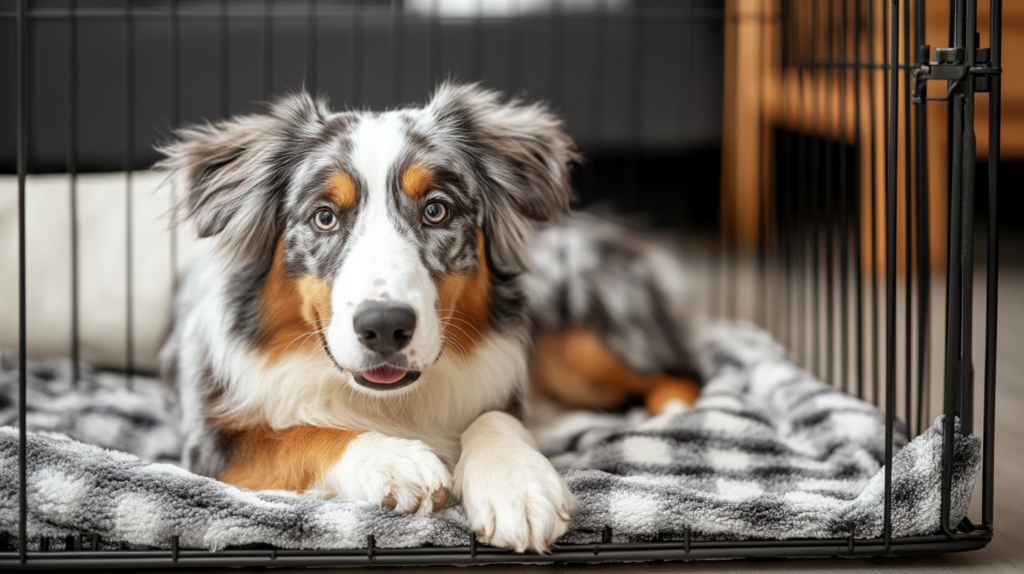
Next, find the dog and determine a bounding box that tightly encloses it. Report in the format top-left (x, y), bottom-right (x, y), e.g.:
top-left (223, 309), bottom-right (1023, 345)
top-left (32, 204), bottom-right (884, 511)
top-left (158, 83), bottom-right (701, 553)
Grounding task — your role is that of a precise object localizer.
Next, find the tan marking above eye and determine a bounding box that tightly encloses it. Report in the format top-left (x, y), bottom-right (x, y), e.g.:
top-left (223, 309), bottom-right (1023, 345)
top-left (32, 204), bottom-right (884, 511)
top-left (401, 162), bottom-right (433, 198)
top-left (326, 172), bottom-right (356, 209)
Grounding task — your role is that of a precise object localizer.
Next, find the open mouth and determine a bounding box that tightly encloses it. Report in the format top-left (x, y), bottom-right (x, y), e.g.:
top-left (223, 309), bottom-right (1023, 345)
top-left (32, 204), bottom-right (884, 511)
top-left (353, 366), bottom-right (422, 391)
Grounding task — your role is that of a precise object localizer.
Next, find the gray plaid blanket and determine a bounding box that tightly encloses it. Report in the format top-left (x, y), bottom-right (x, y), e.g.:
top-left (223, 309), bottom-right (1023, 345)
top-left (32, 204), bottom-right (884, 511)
top-left (0, 323), bottom-right (979, 551)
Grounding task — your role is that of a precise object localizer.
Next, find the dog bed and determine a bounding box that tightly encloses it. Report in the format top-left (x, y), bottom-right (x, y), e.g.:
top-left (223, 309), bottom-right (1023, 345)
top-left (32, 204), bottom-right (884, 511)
top-left (0, 323), bottom-right (979, 551)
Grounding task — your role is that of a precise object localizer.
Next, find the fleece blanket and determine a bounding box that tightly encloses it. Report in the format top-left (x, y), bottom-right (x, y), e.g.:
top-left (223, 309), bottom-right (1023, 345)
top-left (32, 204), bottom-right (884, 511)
top-left (0, 324), bottom-right (980, 551)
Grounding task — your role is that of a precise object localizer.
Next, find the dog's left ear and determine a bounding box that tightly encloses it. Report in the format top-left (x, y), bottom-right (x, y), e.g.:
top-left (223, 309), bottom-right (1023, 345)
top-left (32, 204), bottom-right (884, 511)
top-left (427, 83), bottom-right (580, 273)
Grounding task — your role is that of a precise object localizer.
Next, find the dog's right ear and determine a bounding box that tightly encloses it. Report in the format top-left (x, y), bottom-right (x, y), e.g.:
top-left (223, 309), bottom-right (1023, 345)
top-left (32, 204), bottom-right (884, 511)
top-left (157, 92), bottom-right (327, 262)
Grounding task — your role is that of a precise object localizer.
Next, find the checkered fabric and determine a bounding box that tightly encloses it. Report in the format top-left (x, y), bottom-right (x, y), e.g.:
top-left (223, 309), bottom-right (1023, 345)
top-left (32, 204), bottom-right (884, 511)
top-left (0, 323), bottom-right (979, 551)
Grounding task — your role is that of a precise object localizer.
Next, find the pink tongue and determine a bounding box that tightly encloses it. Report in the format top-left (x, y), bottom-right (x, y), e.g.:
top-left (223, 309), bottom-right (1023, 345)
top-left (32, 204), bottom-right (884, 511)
top-left (361, 366), bottom-right (408, 384)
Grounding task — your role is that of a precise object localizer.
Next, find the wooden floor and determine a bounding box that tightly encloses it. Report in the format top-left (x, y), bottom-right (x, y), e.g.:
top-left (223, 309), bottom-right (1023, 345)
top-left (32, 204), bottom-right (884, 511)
top-left (134, 240), bottom-right (1024, 574)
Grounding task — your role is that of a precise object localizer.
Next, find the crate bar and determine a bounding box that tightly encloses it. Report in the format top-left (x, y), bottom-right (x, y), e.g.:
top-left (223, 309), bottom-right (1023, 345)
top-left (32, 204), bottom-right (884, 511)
top-left (263, 0), bottom-right (273, 99)
top-left (981, 0), bottom-right (1000, 530)
top-left (16, 0), bottom-right (28, 563)
top-left (825, 0), bottom-right (836, 386)
top-left (810, 0), bottom-right (821, 376)
top-left (957, 0), bottom-right (978, 440)
top-left (169, 0), bottom-right (180, 291)
top-left (68, 0), bottom-right (80, 387)
top-left (757, 0), bottom-right (771, 331)
top-left (125, 1), bottom-right (136, 390)
top-left (219, 0), bottom-right (229, 118)
top-left (884, 0), bottom-right (899, 551)
top-left (913, 0), bottom-right (930, 438)
top-left (840, 0), bottom-right (850, 394)
top-left (0, 534), bottom-right (993, 569)
top-left (309, 0), bottom-right (319, 95)
top-left (854, 0), bottom-right (865, 401)
top-left (868, 0), bottom-right (880, 407)
top-left (351, 0), bottom-right (361, 105)
top-left (389, 0), bottom-right (398, 102)
top-left (940, 0), bottom-right (966, 539)
top-left (796, 0), bottom-right (807, 364)
top-left (903, 0), bottom-right (913, 434)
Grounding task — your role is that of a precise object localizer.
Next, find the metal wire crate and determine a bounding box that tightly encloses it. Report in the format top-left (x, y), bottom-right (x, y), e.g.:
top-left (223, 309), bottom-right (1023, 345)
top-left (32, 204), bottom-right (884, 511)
top-left (0, 0), bottom-right (1002, 567)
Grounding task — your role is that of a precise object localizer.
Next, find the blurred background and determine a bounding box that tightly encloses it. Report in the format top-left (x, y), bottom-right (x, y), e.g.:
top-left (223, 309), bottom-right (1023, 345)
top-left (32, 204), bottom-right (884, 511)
top-left (0, 0), bottom-right (724, 230)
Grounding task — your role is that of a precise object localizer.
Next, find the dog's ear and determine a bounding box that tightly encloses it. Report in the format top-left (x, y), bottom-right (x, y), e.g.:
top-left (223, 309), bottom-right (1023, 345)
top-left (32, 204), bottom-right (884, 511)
top-left (427, 83), bottom-right (579, 274)
top-left (157, 91), bottom-right (328, 262)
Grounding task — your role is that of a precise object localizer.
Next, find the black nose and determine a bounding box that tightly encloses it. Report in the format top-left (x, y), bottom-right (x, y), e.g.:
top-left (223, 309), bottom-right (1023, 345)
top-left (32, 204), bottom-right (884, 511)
top-left (353, 302), bottom-right (417, 354)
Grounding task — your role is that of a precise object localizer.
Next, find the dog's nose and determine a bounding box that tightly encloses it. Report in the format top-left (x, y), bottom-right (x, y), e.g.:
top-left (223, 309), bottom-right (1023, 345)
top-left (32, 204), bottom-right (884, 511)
top-left (353, 302), bottom-right (417, 354)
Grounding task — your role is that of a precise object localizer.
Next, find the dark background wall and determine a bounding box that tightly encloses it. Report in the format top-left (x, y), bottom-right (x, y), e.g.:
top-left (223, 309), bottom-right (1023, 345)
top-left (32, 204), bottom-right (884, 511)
top-left (0, 0), bottom-right (725, 228)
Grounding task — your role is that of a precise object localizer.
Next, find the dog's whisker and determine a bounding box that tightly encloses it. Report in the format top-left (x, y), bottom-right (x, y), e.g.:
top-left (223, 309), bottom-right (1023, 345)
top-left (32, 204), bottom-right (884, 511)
top-left (439, 321), bottom-right (481, 347)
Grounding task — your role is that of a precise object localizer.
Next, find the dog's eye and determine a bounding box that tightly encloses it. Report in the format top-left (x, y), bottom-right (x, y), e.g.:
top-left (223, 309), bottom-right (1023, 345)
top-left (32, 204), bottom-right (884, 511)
top-left (314, 209), bottom-right (338, 231)
top-left (424, 202), bottom-right (448, 225)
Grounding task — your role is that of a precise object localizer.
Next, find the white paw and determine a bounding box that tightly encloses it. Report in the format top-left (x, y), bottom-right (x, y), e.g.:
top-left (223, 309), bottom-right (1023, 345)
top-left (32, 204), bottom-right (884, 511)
top-left (456, 416), bottom-right (577, 553)
top-left (304, 431), bottom-right (452, 516)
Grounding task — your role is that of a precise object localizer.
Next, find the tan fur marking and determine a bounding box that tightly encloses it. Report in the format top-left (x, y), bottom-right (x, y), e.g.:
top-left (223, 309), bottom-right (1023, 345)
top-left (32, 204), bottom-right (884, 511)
top-left (218, 425), bottom-right (363, 492)
top-left (326, 172), bottom-right (357, 208)
top-left (436, 230), bottom-right (491, 354)
top-left (401, 163), bottom-right (433, 198)
top-left (530, 329), bottom-right (701, 411)
top-left (258, 240), bottom-right (333, 364)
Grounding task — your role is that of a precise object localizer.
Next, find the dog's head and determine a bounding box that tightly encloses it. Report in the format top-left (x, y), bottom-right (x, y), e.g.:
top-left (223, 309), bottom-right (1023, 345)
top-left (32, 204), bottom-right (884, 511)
top-left (160, 83), bottom-right (577, 394)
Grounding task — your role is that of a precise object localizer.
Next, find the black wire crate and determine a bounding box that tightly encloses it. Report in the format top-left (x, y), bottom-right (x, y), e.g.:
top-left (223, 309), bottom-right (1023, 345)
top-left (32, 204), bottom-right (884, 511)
top-left (0, 0), bottom-right (1003, 567)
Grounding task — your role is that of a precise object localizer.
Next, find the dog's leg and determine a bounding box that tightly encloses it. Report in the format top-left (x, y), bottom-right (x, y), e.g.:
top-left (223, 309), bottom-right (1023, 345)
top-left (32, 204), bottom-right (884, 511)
top-left (219, 426), bottom-right (451, 516)
top-left (455, 411), bottom-right (576, 553)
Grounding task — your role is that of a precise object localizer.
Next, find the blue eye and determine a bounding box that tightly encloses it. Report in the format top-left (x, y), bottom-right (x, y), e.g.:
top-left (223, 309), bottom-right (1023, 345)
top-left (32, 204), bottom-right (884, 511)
top-left (314, 209), bottom-right (337, 231)
top-left (424, 202), bottom-right (448, 225)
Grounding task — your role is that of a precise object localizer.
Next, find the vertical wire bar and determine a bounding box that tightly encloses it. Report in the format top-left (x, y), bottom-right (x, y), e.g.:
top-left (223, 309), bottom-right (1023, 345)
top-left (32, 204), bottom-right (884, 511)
top-left (796, 0), bottom-right (807, 363)
top-left (940, 0), bottom-right (966, 537)
top-left (430, 0), bottom-right (440, 86)
top-left (308, 0), bottom-right (318, 94)
top-left (855, 0), bottom-right (865, 400)
top-left (884, 0), bottom-right (900, 551)
top-left (549, 0), bottom-right (563, 105)
top-left (625, 2), bottom-right (640, 240)
top-left (903, 0), bottom-right (914, 431)
top-left (68, 0), bottom-right (80, 386)
top-left (473, 0), bottom-right (483, 81)
top-left (219, 0), bottom-right (229, 118)
top-left (826, 0), bottom-right (836, 384)
top-left (16, 0), bottom-right (28, 562)
top-left (958, 0), bottom-right (976, 437)
top-left (125, 0), bottom-right (135, 389)
top-left (757, 2), bottom-right (770, 330)
top-left (840, 0), bottom-right (850, 393)
top-left (170, 0), bottom-right (180, 291)
top-left (913, 0), bottom-right (931, 438)
top-left (390, 0), bottom-right (400, 103)
top-left (869, 0), bottom-right (880, 406)
top-left (263, 0), bottom-right (273, 99)
top-left (810, 0), bottom-right (821, 375)
top-left (982, 0), bottom-right (1001, 530)
top-left (782, 0), bottom-right (793, 349)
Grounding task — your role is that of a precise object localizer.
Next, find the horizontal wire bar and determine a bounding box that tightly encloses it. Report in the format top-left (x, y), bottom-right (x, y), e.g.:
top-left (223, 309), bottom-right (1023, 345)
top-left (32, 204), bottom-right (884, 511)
top-left (0, 6), bottom-right (726, 20)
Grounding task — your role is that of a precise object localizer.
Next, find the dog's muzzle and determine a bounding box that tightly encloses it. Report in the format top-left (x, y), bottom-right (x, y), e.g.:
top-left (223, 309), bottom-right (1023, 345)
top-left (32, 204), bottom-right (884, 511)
top-left (352, 301), bottom-right (420, 390)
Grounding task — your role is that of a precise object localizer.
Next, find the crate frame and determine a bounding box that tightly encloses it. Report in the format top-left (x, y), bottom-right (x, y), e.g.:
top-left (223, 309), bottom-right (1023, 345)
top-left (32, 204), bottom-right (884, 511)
top-left (2, 0), bottom-right (1002, 567)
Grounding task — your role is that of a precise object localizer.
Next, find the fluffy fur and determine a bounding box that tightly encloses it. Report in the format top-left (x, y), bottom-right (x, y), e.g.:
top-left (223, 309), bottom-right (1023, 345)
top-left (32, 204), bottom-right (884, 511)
top-left (158, 83), bottom-right (698, 553)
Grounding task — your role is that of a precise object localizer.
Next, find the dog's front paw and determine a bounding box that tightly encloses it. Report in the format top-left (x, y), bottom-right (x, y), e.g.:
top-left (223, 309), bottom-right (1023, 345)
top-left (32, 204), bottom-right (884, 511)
top-left (456, 441), bottom-right (576, 553)
top-left (305, 431), bottom-right (451, 516)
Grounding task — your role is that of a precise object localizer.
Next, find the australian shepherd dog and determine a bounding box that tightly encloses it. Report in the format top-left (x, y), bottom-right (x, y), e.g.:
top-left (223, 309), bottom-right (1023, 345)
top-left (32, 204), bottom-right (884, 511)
top-left (159, 83), bottom-right (701, 553)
